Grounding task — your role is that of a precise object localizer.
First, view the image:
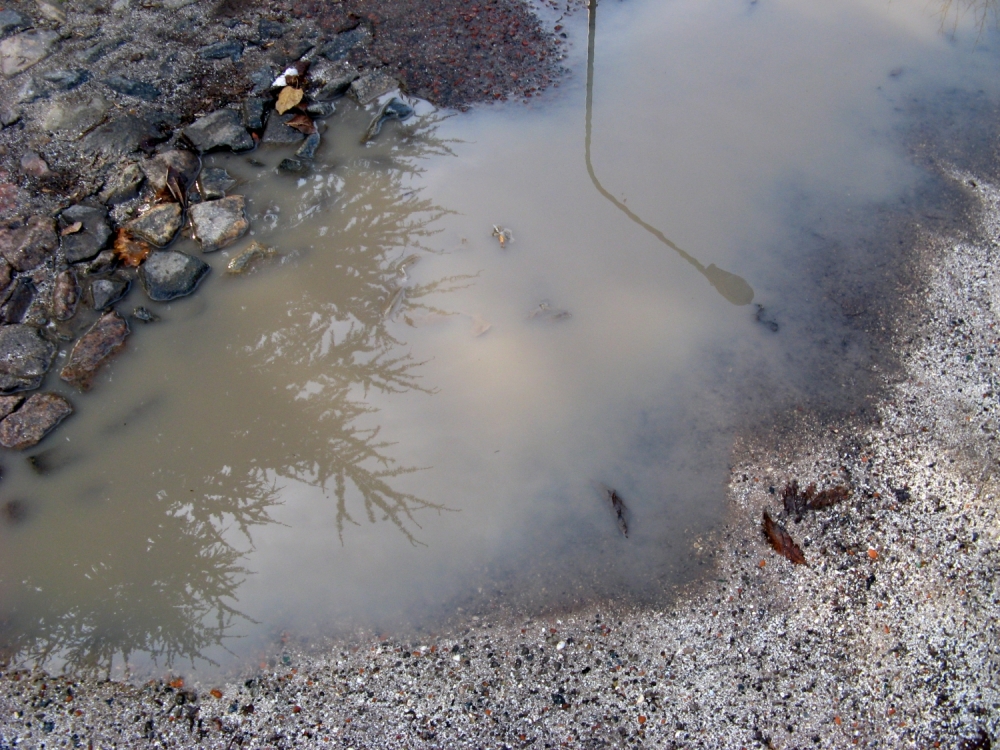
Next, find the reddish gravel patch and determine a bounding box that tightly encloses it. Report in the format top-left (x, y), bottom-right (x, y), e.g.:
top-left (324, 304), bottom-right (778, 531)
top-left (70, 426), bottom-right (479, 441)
top-left (285, 0), bottom-right (565, 109)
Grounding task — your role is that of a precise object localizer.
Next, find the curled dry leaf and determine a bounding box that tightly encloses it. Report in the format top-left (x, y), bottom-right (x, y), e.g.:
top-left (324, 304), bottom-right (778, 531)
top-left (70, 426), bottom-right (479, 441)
top-left (60, 221), bottom-right (83, 236)
top-left (762, 510), bottom-right (806, 565)
top-left (276, 86), bottom-right (304, 115)
top-left (113, 228), bottom-right (152, 268)
top-left (781, 479), bottom-right (850, 521)
top-left (285, 114), bottom-right (316, 135)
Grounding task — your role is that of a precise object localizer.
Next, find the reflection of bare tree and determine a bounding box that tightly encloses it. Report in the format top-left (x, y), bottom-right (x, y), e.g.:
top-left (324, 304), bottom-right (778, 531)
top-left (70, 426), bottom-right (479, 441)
top-left (936, 0), bottom-right (998, 35)
top-left (0, 107), bottom-right (461, 674)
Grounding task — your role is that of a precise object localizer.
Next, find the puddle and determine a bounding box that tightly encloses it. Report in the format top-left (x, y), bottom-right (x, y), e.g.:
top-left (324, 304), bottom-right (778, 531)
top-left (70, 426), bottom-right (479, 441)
top-left (1, 0), bottom-right (999, 678)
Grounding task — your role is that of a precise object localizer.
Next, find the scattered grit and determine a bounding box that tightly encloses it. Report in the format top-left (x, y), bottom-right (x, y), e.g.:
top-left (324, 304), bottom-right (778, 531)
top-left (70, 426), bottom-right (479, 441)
top-left (1, 167), bottom-right (998, 747)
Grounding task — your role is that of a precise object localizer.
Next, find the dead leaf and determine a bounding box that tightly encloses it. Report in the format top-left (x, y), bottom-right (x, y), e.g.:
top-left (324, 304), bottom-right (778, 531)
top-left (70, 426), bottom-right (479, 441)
top-left (470, 313), bottom-right (492, 337)
top-left (781, 480), bottom-right (850, 520)
top-left (60, 221), bottom-right (83, 236)
top-left (210, 689), bottom-right (223, 699)
top-left (276, 86), bottom-right (304, 115)
top-left (762, 510), bottom-right (806, 564)
top-left (154, 165), bottom-right (187, 206)
top-left (113, 229), bottom-right (152, 268)
top-left (285, 114), bottom-right (316, 134)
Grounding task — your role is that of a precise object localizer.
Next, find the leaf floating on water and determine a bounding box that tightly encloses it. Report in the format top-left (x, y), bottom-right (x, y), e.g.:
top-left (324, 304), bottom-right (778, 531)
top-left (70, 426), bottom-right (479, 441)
top-left (112, 228), bottom-right (152, 268)
top-left (762, 510), bottom-right (806, 565)
top-left (276, 86), bottom-right (304, 115)
top-left (60, 221), bottom-right (83, 236)
top-left (382, 286), bottom-right (406, 321)
top-left (285, 114), bottom-right (316, 134)
top-left (491, 225), bottom-right (513, 249)
top-left (528, 302), bottom-right (571, 322)
top-left (470, 313), bottom-right (492, 337)
top-left (593, 482), bottom-right (629, 538)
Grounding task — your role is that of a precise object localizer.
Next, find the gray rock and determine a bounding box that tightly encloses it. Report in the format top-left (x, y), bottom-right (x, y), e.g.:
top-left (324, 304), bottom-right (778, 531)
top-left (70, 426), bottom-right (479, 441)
top-left (0, 10), bottom-right (29, 37)
top-left (36, 0), bottom-right (67, 25)
top-left (242, 98), bottom-right (266, 131)
top-left (125, 203), bottom-right (182, 247)
top-left (319, 27), bottom-right (370, 61)
top-left (76, 36), bottom-right (125, 64)
top-left (189, 196), bottom-right (248, 251)
top-left (60, 203), bottom-right (111, 263)
top-left (311, 60), bottom-right (359, 101)
top-left (261, 112), bottom-right (305, 144)
top-left (199, 40), bottom-right (243, 62)
top-left (138, 250), bottom-right (209, 301)
top-left (258, 19), bottom-right (285, 40)
top-left (98, 162), bottom-right (144, 205)
top-left (0, 216), bottom-right (57, 272)
top-left (183, 108), bottom-right (253, 153)
top-left (88, 276), bottom-right (129, 310)
top-left (131, 305), bottom-right (158, 323)
top-left (0, 259), bottom-right (11, 293)
top-left (16, 76), bottom-right (45, 104)
top-left (41, 68), bottom-right (88, 90)
top-left (59, 310), bottom-right (129, 390)
top-left (278, 157), bottom-right (307, 174)
top-left (249, 66), bottom-right (276, 96)
top-left (104, 76), bottom-right (160, 101)
top-left (51, 269), bottom-right (78, 321)
top-left (0, 324), bottom-right (56, 393)
top-left (198, 167), bottom-right (235, 200)
top-left (0, 278), bottom-right (35, 324)
top-left (296, 131), bottom-right (321, 159)
top-left (0, 106), bottom-right (21, 127)
top-left (270, 38), bottom-right (314, 66)
top-left (1, 31), bottom-right (60, 78)
top-left (19, 151), bottom-right (49, 177)
top-left (306, 100), bottom-right (335, 118)
top-left (142, 149), bottom-right (200, 193)
top-left (363, 97), bottom-right (413, 142)
top-left (82, 114), bottom-right (164, 157)
top-left (349, 71), bottom-right (399, 105)
top-left (75, 249), bottom-right (115, 277)
top-left (42, 94), bottom-right (109, 134)
top-left (0, 392), bottom-right (73, 449)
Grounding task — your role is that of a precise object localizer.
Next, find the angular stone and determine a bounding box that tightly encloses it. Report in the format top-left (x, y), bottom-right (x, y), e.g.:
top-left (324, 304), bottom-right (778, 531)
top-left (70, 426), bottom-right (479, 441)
top-left (0, 392), bottom-right (72, 449)
top-left (36, 0), bottom-right (67, 25)
top-left (82, 114), bottom-right (165, 157)
top-left (98, 162), bottom-right (144, 205)
top-left (249, 66), bottom-right (275, 96)
top-left (198, 167), bottom-right (235, 200)
top-left (16, 75), bottom-right (45, 104)
top-left (0, 259), bottom-right (11, 292)
top-left (41, 68), bottom-right (88, 90)
top-left (125, 203), bottom-right (182, 247)
top-left (183, 109), bottom-right (253, 153)
top-left (19, 152), bottom-right (49, 178)
top-left (76, 36), bottom-right (124, 64)
top-left (269, 38), bottom-right (314, 67)
top-left (142, 149), bottom-right (200, 193)
top-left (88, 275), bottom-right (129, 310)
top-left (319, 27), bottom-right (370, 61)
top-left (51, 269), bottom-right (78, 321)
top-left (1, 31), bottom-right (60, 78)
top-left (311, 60), bottom-right (359, 101)
top-left (104, 76), bottom-right (161, 101)
top-left (0, 216), bottom-right (57, 272)
top-left (242, 97), bottom-right (266, 132)
top-left (258, 19), bottom-right (285, 40)
top-left (278, 157), bottom-right (307, 174)
top-left (60, 203), bottom-right (111, 263)
top-left (42, 94), bottom-right (109, 134)
top-left (0, 394), bottom-right (23, 420)
top-left (349, 71), bottom-right (399, 105)
top-left (0, 10), bottom-right (29, 37)
top-left (139, 250), bottom-right (209, 301)
top-left (306, 100), bottom-right (335, 118)
top-left (189, 196), bottom-right (248, 252)
top-left (59, 310), bottom-right (129, 390)
top-left (227, 240), bottom-right (276, 274)
top-left (199, 40), bottom-right (243, 61)
top-left (261, 112), bottom-right (305, 144)
top-left (296, 131), bottom-right (321, 159)
top-left (0, 277), bottom-right (35, 324)
top-left (0, 324), bottom-right (56, 392)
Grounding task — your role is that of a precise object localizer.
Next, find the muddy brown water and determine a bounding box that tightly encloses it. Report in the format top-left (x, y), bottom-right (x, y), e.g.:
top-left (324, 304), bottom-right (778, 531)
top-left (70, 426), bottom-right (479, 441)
top-left (1, 0), bottom-right (998, 678)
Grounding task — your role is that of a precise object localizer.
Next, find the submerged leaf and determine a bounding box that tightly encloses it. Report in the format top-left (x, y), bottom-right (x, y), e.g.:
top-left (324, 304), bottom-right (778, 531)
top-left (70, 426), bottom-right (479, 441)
top-left (762, 510), bottom-right (805, 564)
top-left (285, 114), bottom-right (316, 134)
top-left (113, 228), bottom-right (152, 268)
top-left (276, 86), bottom-right (304, 115)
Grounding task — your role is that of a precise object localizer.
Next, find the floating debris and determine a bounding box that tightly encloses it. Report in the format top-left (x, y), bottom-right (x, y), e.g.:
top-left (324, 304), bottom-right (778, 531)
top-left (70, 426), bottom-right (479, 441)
top-left (227, 241), bottom-right (277, 274)
top-left (762, 510), bottom-right (806, 565)
top-left (470, 313), bottom-right (492, 337)
top-left (755, 304), bottom-right (779, 332)
top-left (363, 97), bottom-right (414, 143)
top-left (491, 225), bottom-right (513, 249)
top-left (595, 482), bottom-right (629, 537)
top-left (528, 301), bottom-right (571, 322)
top-left (383, 286), bottom-right (407, 321)
top-left (132, 306), bottom-right (159, 323)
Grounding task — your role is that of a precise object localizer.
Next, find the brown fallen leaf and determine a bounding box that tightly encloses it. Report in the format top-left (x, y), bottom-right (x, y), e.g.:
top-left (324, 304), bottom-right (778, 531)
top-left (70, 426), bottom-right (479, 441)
top-left (781, 479), bottom-right (850, 520)
top-left (60, 221), bottom-right (83, 236)
top-left (112, 228), bottom-right (152, 268)
top-left (276, 86), bottom-right (304, 115)
top-left (285, 114), bottom-right (316, 134)
top-left (153, 165), bottom-right (187, 206)
top-left (762, 510), bottom-right (806, 564)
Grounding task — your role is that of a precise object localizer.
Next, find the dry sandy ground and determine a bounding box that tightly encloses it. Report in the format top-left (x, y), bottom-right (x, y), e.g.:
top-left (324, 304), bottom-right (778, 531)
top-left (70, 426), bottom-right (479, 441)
top-left (1, 164), bottom-right (999, 748)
